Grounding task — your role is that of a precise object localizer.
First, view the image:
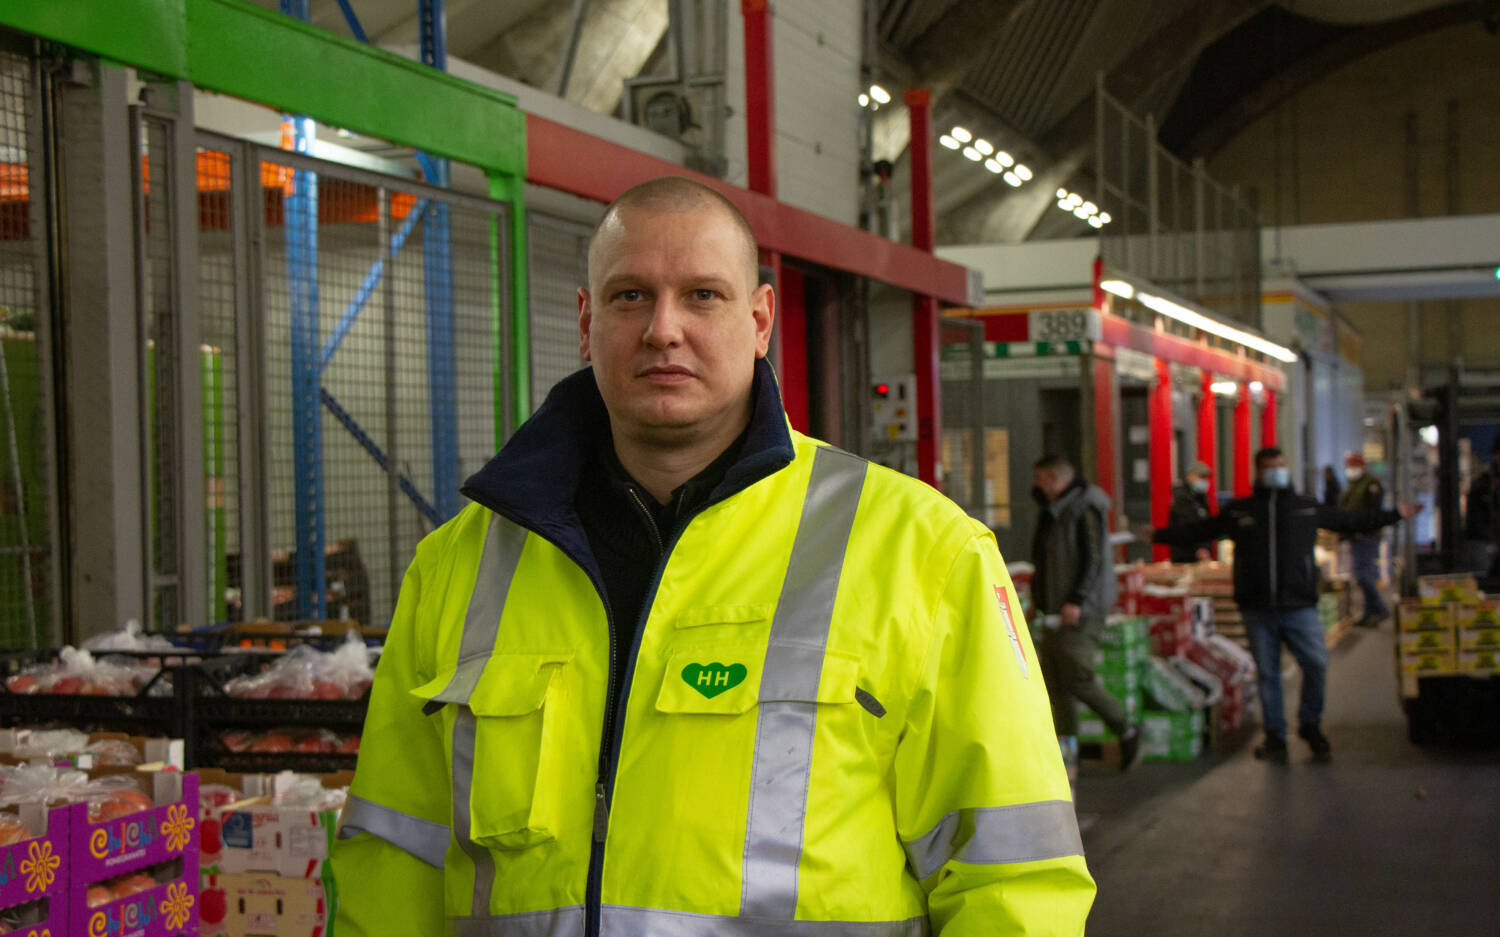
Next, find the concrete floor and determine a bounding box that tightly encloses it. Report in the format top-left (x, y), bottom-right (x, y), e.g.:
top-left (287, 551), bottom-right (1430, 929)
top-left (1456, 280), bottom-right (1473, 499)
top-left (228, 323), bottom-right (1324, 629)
top-left (1077, 623), bottom-right (1500, 937)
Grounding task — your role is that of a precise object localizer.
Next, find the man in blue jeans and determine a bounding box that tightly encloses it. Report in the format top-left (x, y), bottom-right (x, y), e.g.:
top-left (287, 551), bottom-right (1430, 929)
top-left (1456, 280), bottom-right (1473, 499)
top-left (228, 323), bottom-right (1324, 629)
top-left (1154, 448), bottom-right (1419, 762)
top-left (1339, 452), bottom-right (1389, 627)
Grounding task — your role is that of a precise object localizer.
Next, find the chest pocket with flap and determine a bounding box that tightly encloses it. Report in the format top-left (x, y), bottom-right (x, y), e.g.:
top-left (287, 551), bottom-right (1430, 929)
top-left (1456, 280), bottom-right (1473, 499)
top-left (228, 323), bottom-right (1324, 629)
top-left (413, 652), bottom-right (572, 850)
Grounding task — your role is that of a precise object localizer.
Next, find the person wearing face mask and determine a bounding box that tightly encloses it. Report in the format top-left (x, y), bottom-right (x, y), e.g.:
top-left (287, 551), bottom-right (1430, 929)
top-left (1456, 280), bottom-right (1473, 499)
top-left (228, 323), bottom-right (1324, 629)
top-left (1338, 453), bottom-right (1388, 627)
top-left (1168, 462), bottom-right (1216, 563)
top-left (1153, 447), bottom-right (1421, 763)
top-left (1031, 454), bottom-right (1144, 771)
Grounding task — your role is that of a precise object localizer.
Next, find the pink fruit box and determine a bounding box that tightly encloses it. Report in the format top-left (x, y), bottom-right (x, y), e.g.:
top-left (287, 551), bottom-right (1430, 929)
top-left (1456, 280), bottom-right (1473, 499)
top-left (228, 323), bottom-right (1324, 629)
top-left (0, 802), bottom-right (69, 937)
top-left (68, 771), bottom-right (201, 937)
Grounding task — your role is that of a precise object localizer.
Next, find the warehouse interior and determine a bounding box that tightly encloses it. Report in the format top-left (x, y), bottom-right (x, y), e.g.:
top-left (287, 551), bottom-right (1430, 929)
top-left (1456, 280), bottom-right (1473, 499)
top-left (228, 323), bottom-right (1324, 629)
top-left (0, 1), bottom-right (1496, 934)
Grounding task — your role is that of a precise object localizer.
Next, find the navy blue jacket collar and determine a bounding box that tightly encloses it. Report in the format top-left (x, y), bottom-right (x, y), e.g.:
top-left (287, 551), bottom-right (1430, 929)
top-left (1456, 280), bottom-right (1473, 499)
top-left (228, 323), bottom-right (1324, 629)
top-left (460, 357), bottom-right (796, 553)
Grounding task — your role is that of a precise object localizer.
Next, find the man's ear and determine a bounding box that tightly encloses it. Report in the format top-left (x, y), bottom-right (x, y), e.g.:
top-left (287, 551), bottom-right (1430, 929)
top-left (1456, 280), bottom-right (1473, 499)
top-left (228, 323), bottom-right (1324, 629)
top-left (751, 283), bottom-right (776, 359)
top-left (578, 287), bottom-right (593, 361)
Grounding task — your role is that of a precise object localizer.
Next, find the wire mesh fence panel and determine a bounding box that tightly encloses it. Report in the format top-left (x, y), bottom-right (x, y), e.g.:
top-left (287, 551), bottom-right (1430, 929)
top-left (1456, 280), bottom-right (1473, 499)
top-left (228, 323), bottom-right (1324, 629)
top-left (257, 147), bottom-right (509, 628)
top-left (0, 50), bottom-right (51, 648)
top-left (196, 145), bottom-right (238, 624)
top-left (140, 115), bottom-right (182, 632)
top-left (528, 213), bottom-right (591, 405)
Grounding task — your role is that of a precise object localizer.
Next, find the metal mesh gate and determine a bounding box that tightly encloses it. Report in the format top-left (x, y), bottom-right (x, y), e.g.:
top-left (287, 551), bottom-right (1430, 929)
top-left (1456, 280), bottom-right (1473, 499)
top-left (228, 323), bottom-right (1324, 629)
top-left (0, 47), bottom-right (53, 648)
top-left (527, 213), bottom-right (591, 405)
top-left (196, 135), bottom-right (510, 629)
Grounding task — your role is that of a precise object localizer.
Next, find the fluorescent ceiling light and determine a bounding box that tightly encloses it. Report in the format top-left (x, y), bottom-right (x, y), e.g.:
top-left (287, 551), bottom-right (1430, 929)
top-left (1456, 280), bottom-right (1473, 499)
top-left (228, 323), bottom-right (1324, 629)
top-left (1074, 207), bottom-right (1090, 219)
top-left (1419, 425), bottom-right (1439, 446)
top-left (1014, 164), bottom-right (1032, 181)
top-left (1210, 382), bottom-right (1239, 396)
top-left (858, 93), bottom-right (869, 107)
top-left (1100, 279), bottom-right (1135, 300)
top-left (995, 151), bottom-right (1014, 167)
top-left (1138, 291), bottom-right (1299, 363)
top-left (939, 134), bottom-right (960, 150)
top-left (962, 146), bottom-right (982, 161)
top-left (1250, 381), bottom-right (1264, 393)
top-left (870, 84), bottom-right (891, 104)
top-left (951, 126), bottom-right (972, 143)
top-left (1065, 194), bottom-right (1082, 207)
top-left (1081, 201), bottom-right (1098, 216)
top-left (1088, 216), bottom-right (1104, 228)
top-left (1003, 171), bottom-right (1021, 187)
top-left (1057, 199), bottom-right (1073, 210)
top-left (984, 158), bottom-right (1003, 173)
top-left (1098, 212), bottom-right (1112, 224)
top-left (974, 139), bottom-right (994, 155)
top-left (1057, 188), bottom-right (1069, 199)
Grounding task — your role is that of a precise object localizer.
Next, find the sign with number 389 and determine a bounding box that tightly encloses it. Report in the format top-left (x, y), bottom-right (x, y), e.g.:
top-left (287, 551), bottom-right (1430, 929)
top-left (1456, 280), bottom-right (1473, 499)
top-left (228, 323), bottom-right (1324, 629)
top-left (1027, 308), bottom-right (1101, 343)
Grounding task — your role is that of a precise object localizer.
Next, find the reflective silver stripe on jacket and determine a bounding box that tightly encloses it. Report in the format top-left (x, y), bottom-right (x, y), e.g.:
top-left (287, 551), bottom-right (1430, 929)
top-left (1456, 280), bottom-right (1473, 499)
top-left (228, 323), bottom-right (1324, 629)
top-left (902, 800), bottom-right (1084, 881)
top-left (449, 906), bottom-right (585, 937)
top-left (741, 447), bottom-right (869, 918)
top-left (448, 517), bottom-right (530, 916)
top-left (601, 906), bottom-right (927, 937)
top-left (336, 794), bottom-right (450, 869)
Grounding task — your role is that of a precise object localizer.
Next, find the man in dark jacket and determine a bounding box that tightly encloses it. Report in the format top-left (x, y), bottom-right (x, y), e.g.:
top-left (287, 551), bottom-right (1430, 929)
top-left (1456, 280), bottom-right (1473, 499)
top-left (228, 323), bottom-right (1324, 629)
top-left (1338, 452), bottom-right (1388, 627)
top-left (1167, 461), bottom-right (1214, 563)
top-left (1032, 454), bottom-right (1142, 769)
top-left (1154, 447), bottom-right (1419, 763)
top-left (1465, 452), bottom-right (1498, 577)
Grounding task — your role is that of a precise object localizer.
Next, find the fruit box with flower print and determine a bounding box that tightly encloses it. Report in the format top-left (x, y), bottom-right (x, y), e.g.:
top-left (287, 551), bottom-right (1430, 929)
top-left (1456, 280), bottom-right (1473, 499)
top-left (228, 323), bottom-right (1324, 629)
top-left (0, 802), bottom-right (69, 937)
top-left (68, 770), bottom-right (201, 937)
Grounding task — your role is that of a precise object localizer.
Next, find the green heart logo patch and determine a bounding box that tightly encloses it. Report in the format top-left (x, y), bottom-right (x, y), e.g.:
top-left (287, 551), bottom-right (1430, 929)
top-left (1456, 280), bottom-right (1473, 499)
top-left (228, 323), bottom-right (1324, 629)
top-left (682, 662), bottom-right (748, 699)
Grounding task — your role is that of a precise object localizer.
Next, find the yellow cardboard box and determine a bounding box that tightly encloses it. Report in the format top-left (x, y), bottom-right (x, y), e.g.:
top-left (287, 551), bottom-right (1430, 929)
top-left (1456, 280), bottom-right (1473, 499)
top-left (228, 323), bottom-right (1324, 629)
top-left (1397, 601), bottom-right (1452, 633)
top-left (1398, 629), bottom-right (1456, 652)
top-left (1400, 650), bottom-right (1456, 673)
top-left (1462, 601), bottom-right (1500, 627)
top-left (1458, 626), bottom-right (1500, 652)
top-left (1458, 650), bottom-right (1500, 673)
top-left (1417, 575), bottom-right (1478, 607)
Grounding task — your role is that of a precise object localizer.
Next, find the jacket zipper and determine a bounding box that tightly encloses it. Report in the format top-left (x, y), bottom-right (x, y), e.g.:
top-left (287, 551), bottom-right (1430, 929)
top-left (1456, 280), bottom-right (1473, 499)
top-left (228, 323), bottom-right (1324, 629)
top-left (1268, 489), bottom-right (1279, 606)
top-left (585, 488), bottom-right (680, 937)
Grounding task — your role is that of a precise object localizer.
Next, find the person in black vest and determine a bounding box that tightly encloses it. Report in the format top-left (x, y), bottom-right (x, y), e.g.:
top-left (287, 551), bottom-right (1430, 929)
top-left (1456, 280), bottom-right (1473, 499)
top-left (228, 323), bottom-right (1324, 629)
top-left (1167, 461), bottom-right (1215, 563)
top-left (1154, 447), bottom-right (1420, 763)
top-left (1339, 453), bottom-right (1388, 628)
top-left (1465, 451), bottom-right (1499, 578)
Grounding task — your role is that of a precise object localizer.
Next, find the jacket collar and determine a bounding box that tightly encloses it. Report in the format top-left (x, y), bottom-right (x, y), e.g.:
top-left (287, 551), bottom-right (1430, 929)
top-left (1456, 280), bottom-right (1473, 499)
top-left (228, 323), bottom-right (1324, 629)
top-left (461, 357), bottom-right (795, 551)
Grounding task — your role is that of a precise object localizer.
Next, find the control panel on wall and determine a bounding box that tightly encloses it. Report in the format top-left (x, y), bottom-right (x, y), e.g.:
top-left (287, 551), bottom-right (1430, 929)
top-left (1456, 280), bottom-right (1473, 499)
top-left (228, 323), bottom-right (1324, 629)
top-left (871, 375), bottom-right (917, 442)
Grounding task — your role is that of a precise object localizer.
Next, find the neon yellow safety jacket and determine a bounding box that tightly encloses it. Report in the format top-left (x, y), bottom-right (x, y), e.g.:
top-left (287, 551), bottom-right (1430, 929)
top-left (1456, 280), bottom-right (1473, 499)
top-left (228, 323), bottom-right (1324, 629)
top-left (332, 362), bottom-right (1094, 936)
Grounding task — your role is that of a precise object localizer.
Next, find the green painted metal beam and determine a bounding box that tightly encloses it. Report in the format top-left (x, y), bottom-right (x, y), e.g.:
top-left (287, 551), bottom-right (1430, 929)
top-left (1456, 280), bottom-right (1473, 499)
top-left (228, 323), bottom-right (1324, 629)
top-left (3, 0), bottom-right (525, 177)
top-left (489, 172), bottom-right (531, 430)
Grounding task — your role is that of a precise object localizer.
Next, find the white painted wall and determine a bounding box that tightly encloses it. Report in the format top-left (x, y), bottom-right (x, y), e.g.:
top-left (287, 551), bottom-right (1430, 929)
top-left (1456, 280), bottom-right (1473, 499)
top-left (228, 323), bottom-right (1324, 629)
top-left (724, 1), bottom-right (861, 225)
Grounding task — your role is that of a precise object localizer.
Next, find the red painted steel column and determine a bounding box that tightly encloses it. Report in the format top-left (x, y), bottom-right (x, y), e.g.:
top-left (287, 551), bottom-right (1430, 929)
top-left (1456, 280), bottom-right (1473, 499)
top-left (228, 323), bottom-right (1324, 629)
top-left (741, 0), bottom-right (782, 371)
top-left (1091, 258), bottom-right (1116, 525)
top-left (779, 266), bottom-right (809, 432)
top-left (742, 0), bottom-right (775, 198)
top-left (907, 89), bottom-right (941, 487)
top-left (1197, 370), bottom-right (1219, 515)
top-left (1234, 382), bottom-right (1253, 496)
top-left (1150, 358), bottom-right (1174, 561)
top-left (1261, 389), bottom-right (1278, 448)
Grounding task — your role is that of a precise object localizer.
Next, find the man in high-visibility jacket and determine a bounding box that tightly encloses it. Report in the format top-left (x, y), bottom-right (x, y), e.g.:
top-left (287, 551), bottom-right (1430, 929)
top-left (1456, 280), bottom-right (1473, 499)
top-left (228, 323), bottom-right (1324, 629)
top-left (331, 176), bottom-right (1094, 936)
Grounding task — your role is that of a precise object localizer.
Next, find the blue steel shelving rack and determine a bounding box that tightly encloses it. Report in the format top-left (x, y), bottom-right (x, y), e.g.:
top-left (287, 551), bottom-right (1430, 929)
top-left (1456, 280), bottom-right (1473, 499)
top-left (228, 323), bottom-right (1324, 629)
top-left (281, 0), bottom-right (462, 620)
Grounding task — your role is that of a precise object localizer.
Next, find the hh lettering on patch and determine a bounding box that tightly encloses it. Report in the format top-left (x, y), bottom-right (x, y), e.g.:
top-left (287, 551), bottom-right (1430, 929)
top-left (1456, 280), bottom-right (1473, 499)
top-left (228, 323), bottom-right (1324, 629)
top-left (993, 585), bottom-right (1029, 679)
top-left (682, 662), bottom-right (748, 698)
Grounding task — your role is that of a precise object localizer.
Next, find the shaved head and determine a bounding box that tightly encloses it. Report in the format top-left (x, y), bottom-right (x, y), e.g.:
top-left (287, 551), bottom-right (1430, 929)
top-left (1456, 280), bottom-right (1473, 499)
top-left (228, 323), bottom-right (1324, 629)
top-left (589, 176), bottom-right (759, 292)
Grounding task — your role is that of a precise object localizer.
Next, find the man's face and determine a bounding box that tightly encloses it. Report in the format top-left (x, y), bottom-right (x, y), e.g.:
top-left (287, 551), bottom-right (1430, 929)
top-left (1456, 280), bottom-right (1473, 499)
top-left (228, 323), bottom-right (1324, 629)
top-left (1033, 468), bottom-right (1069, 502)
top-left (579, 203), bottom-right (774, 445)
top-left (1258, 454), bottom-right (1288, 474)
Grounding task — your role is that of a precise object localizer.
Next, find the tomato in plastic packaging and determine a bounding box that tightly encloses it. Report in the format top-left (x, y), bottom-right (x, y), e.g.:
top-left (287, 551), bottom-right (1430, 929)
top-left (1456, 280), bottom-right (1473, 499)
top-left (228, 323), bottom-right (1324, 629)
top-left (111, 872), bottom-right (157, 899)
top-left (4, 674), bottom-right (36, 694)
top-left (87, 884), bottom-right (115, 907)
top-left (0, 817), bottom-right (31, 846)
top-left (90, 788), bottom-right (155, 823)
top-left (48, 675), bottom-right (83, 695)
top-left (248, 732), bottom-right (294, 753)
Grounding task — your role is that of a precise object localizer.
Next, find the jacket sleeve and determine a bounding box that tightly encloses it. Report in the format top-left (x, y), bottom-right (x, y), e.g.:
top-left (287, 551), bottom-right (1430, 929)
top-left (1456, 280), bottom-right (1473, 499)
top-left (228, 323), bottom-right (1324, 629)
top-left (1316, 503), bottom-right (1399, 535)
top-left (1153, 510), bottom-right (1235, 547)
top-left (896, 521), bottom-right (1095, 936)
top-left (1064, 505), bottom-right (1105, 608)
top-left (330, 554), bottom-right (449, 936)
